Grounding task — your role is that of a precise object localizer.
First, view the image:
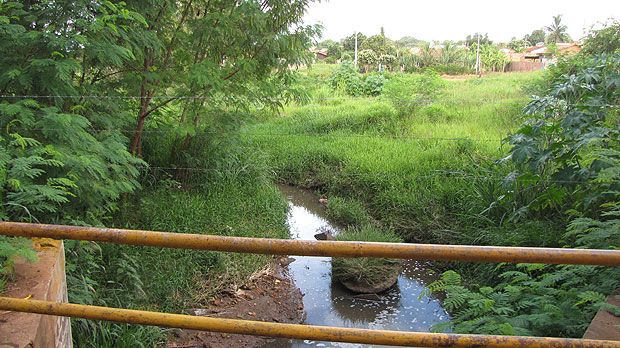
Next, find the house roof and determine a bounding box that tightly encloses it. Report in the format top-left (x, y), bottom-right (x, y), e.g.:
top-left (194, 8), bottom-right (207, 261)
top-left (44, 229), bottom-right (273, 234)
top-left (523, 42), bottom-right (581, 57)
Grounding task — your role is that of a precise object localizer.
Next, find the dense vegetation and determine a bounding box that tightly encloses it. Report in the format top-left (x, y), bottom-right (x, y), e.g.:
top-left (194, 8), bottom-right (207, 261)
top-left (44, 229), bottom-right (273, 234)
top-left (243, 22), bottom-right (620, 337)
top-left (0, 0), bottom-right (316, 346)
top-left (0, 0), bottom-right (618, 344)
top-left (318, 15), bottom-right (574, 74)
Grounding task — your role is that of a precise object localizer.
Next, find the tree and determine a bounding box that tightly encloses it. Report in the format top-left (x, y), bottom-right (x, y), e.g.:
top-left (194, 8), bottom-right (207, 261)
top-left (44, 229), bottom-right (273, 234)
top-left (524, 29), bottom-right (546, 46)
top-left (545, 14), bottom-right (571, 44)
top-left (395, 36), bottom-right (423, 48)
top-left (465, 33), bottom-right (491, 49)
top-left (342, 32), bottom-right (366, 51)
top-left (121, 0), bottom-right (319, 156)
top-left (0, 1), bottom-right (143, 223)
top-left (582, 19), bottom-right (620, 54)
top-left (326, 42), bottom-right (343, 60)
top-left (440, 41), bottom-right (460, 65)
top-left (362, 34), bottom-right (396, 56)
top-left (508, 37), bottom-right (529, 52)
top-left (358, 49), bottom-right (378, 71)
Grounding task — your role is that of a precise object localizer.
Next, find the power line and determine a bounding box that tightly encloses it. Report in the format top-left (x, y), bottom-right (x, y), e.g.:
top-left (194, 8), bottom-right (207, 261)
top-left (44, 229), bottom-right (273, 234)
top-left (138, 165), bottom-right (591, 184)
top-left (19, 127), bottom-right (507, 142)
top-left (0, 94), bottom-right (617, 108)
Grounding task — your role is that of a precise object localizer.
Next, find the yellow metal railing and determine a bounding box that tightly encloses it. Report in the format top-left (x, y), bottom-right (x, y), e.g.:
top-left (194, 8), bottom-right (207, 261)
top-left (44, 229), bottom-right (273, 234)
top-left (1, 222), bottom-right (619, 265)
top-left (1, 222), bottom-right (619, 347)
top-left (0, 297), bottom-right (617, 348)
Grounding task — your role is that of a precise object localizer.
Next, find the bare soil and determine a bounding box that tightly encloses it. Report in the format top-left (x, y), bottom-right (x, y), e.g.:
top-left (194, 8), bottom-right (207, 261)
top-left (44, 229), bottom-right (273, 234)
top-left (165, 256), bottom-right (304, 348)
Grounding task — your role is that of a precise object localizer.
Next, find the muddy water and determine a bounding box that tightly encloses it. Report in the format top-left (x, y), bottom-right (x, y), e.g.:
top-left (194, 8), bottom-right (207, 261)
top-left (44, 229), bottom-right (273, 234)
top-left (277, 185), bottom-right (449, 348)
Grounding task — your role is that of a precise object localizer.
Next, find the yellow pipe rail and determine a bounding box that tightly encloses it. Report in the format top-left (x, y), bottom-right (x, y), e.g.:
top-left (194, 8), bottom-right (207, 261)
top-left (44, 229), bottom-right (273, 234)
top-left (0, 297), bottom-right (617, 348)
top-left (1, 222), bottom-right (619, 265)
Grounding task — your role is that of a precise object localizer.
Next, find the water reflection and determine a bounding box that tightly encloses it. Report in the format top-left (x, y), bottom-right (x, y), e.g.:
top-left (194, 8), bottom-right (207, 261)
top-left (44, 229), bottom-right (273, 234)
top-left (277, 185), bottom-right (449, 347)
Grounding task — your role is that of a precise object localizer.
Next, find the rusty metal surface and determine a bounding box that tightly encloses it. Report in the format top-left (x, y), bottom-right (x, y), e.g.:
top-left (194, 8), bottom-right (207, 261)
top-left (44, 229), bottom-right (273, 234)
top-left (1, 222), bottom-right (619, 265)
top-left (0, 297), bottom-right (618, 348)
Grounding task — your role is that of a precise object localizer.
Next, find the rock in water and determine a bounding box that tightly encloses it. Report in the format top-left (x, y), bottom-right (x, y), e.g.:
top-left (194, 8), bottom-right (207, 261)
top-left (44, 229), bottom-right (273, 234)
top-left (340, 265), bottom-right (401, 294)
top-left (314, 231), bottom-right (335, 240)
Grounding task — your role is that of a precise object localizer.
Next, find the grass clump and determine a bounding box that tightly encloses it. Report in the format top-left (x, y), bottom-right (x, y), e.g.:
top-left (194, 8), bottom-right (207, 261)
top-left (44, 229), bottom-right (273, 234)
top-left (331, 225), bottom-right (403, 291)
top-left (326, 196), bottom-right (371, 227)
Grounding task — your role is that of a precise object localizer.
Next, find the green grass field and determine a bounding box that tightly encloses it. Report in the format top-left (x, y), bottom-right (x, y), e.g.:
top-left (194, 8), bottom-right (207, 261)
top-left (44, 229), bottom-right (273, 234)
top-left (243, 67), bottom-right (550, 244)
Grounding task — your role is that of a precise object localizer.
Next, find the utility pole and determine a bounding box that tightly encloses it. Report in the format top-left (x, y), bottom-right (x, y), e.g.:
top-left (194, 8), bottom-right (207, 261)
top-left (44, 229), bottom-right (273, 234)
top-left (475, 34), bottom-right (481, 77)
top-left (354, 31), bottom-right (358, 69)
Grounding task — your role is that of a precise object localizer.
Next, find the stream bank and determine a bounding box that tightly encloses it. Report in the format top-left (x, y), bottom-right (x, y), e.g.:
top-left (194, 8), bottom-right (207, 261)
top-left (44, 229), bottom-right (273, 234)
top-left (167, 185), bottom-right (449, 348)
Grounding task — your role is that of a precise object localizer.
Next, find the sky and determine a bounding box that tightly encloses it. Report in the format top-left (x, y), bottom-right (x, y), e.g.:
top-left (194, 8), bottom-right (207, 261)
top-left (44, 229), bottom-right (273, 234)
top-left (303, 0), bottom-right (620, 43)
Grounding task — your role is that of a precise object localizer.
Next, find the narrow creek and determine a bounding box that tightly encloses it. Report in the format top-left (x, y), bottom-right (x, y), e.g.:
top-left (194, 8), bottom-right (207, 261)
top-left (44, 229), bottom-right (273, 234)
top-left (276, 185), bottom-right (449, 348)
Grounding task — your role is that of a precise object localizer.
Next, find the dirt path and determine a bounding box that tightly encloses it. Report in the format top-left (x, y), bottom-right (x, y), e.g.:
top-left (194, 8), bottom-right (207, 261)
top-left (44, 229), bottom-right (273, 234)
top-left (166, 257), bottom-right (303, 348)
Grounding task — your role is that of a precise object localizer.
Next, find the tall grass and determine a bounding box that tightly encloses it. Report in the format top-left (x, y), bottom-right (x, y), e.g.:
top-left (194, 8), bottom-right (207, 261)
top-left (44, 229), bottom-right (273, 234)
top-left (69, 121), bottom-right (290, 346)
top-left (243, 70), bottom-right (554, 244)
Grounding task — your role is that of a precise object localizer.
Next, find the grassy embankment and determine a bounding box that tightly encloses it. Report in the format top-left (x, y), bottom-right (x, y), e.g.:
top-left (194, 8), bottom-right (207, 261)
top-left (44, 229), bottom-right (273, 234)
top-left (70, 130), bottom-right (290, 346)
top-left (243, 64), bottom-right (554, 247)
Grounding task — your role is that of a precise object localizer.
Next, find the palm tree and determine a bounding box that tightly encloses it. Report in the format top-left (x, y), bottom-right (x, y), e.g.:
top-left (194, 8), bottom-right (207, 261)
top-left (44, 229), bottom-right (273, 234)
top-left (545, 15), bottom-right (571, 44)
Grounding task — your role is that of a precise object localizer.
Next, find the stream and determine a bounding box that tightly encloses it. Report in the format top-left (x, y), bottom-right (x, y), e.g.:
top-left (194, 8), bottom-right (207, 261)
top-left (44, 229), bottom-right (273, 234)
top-left (276, 185), bottom-right (449, 348)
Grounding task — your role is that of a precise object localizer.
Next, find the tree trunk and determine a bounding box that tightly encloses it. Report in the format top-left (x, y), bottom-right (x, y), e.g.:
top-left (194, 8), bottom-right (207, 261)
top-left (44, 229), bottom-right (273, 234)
top-left (130, 56), bottom-right (154, 156)
top-left (130, 109), bottom-right (147, 156)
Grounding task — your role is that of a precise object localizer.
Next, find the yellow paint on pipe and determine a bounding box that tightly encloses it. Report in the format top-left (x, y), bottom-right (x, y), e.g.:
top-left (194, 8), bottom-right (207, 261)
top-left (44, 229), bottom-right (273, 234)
top-left (0, 297), bottom-right (617, 348)
top-left (1, 222), bottom-right (619, 265)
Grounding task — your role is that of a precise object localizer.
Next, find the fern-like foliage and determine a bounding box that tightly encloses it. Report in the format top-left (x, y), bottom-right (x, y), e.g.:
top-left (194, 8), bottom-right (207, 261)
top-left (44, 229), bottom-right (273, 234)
top-left (429, 50), bottom-right (620, 338)
top-left (0, 2), bottom-right (145, 286)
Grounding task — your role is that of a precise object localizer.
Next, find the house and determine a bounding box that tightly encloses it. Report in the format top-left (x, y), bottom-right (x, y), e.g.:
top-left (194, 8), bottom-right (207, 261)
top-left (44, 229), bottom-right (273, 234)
top-left (500, 48), bottom-right (526, 62)
top-left (523, 42), bottom-right (581, 62)
top-left (310, 47), bottom-right (328, 61)
top-left (504, 42), bottom-right (581, 72)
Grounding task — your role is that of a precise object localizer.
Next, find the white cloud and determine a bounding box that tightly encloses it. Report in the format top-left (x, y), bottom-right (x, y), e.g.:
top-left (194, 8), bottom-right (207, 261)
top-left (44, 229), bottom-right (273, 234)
top-left (304, 0), bottom-right (620, 42)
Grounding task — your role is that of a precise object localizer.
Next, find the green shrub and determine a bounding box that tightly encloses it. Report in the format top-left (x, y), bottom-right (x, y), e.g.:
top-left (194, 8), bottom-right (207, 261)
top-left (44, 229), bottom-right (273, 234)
top-left (382, 70), bottom-right (445, 115)
top-left (331, 225), bottom-right (403, 287)
top-left (429, 52), bottom-right (620, 338)
top-left (363, 74), bottom-right (386, 96)
top-left (326, 196), bottom-right (371, 227)
top-left (329, 62), bottom-right (364, 96)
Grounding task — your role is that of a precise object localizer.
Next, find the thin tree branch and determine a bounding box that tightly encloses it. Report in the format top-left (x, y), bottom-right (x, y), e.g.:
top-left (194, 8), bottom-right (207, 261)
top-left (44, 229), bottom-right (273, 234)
top-left (144, 96), bottom-right (179, 117)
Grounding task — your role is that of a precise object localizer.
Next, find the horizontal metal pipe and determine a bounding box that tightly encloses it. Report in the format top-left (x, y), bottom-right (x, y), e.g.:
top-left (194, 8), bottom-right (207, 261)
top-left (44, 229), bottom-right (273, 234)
top-left (1, 222), bottom-right (619, 265)
top-left (0, 297), bottom-right (616, 348)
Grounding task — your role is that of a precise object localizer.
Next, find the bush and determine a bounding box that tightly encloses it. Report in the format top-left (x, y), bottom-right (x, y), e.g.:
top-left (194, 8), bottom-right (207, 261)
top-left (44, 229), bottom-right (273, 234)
top-left (429, 52), bottom-right (620, 338)
top-left (363, 74), bottom-right (386, 96)
top-left (329, 62), bottom-right (364, 96)
top-left (382, 70), bottom-right (445, 115)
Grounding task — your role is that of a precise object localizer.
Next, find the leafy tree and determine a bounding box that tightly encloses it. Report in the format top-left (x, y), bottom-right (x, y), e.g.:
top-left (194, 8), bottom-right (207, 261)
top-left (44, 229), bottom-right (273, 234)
top-left (342, 32), bottom-right (367, 51)
top-left (440, 41), bottom-right (460, 65)
top-left (480, 45), bottom-right (508, 72)
top-left (418, 42), bottom-right (437, 68)
top-left (317, 39), bottom-right (338, 49)
top-left (0, 0), bottom-right (144, 294)
top-left (465, 33), bottom-right (492, 49)
top-left (358, 49), bottom-right (379, 71)
top-left (395, 36), bottom-right (423, 48)
top-left (379, 54), bottom-right (396, 69)
top-left (524, 29), bottom-right (546, 46)
top-left (120, 0), bottom-right (320, 156)
top-left (0, 1), bottom-right (144, 224)
top-left (326, 41), bottom-right (343, 60)
top-left (431, 53), bottom-right (620, 337)
top-left (362, 34), bottom-right (396, 56)
top-left (582, 19), bottom-right (620, 54)
top-left (545, 14), bottom-right (571, 44)
top-left (508, 37), bottom-right (529, 52)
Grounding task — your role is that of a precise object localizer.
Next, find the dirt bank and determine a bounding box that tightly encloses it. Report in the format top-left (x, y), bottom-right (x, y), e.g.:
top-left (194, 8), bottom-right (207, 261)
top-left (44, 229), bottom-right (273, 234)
top-left (166, 256), bottom-right (303, 348)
